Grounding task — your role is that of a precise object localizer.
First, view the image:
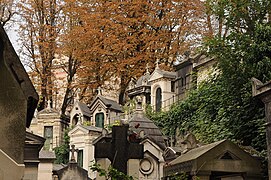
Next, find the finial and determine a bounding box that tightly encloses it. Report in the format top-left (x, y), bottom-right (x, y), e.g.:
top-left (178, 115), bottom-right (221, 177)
top-left (75, 92), bottom-right (80, 103)
top-left (155, 59), bottom-right (160, 69)
top-left (97, 87), bottom-right (102, 95)
top-left (146, 63), bottom-right (150, 74)
top-left (70, 145), bottom-right (78, 162)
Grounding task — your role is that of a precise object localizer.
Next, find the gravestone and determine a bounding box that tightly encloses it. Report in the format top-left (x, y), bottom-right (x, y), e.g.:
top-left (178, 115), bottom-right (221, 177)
top-left (94, 124), bottom-right (144, 174)
top-left (70, 144), bottom-right (79, 162)
top-left (0, 24), bottom-right (38, 178)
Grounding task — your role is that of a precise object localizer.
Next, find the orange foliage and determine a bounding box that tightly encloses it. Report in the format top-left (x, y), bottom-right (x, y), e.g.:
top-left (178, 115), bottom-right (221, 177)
top-left (63, 0), bottom-right (205, 104)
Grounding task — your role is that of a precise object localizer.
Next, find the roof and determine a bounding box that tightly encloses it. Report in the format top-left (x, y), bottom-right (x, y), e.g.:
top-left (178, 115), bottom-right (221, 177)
top-left (168, 140), bottom-right (225, 166)
top-left (0, 25), bottom-right (39, 127)
top-left (164, 139), bottom-right (263, 178)
top-left (90, 95), bottom-right (123, 112)
top-left (77, 101), bottom-right (91, 116)
top-left (37, 107), bottom-right (59, 115)
top-left (39, 150), bottom-right (56, 159)
top-left (53, 164), bottom-right (67, 171)
top-left (129, 109), bottom-right (166, 150)
top-left (136, 72), bottom-right (151, 86)
top-left (25, 131), bottom-right (45, 151)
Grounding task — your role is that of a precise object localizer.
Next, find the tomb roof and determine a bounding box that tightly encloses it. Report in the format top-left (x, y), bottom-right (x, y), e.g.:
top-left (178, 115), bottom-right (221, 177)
top-left (129, 109), bottom-right (166, 150)
top-left (38, 107), bottom-right (59, 115)
top-left (90, 95), bottom-right (123, 112)
top-left (77, 101), bottom-right (91, 116)
top-left (136, 71), bottom-right (151, 87)
top-left (168, 140), bottom-right (225, 166)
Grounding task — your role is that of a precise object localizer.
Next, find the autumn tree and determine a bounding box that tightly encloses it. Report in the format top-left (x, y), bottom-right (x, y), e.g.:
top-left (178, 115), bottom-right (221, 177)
top-left (17, 0), bottom-right (65, 110)
top-left (57, 2), bottom-right (82, 114)
top-left (64, 0), bottom-right (205, 104)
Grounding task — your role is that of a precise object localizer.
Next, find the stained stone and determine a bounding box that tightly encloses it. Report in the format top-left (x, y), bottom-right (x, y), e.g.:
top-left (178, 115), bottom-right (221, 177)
top-left (94, 125), bottom-right (143, 174)
top-left (0, 25), bottom-right (38, 164)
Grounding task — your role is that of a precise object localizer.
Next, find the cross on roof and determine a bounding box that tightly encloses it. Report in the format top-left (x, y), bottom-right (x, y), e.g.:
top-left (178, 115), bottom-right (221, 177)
top-left (155, 59), bottom-right (160, 69)
top-left (97, 86), bottom-right (102, 95)
top-left (146, 63), bottom-right (150, 74)
top-left (70, 144), bottom-right (79, 162)
top-left (94, 125), bottom-right (143, 174)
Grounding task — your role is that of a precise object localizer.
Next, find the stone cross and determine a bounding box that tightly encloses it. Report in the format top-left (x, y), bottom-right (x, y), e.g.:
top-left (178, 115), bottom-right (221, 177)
top-left (70, 144), bottom-right (79, 162)
top-left (97, 87), bottom-right (102, 95)
top-left (94, 125), bottom-right (143, 174)
top-left (146, 63), bottom-right (150, 74)
top-left (155, 59), bottom-right (159, 69)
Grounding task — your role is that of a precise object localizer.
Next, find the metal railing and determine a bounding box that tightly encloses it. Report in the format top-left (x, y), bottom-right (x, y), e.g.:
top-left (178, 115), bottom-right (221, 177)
top-left (152, 91), bottom-right (186, 112)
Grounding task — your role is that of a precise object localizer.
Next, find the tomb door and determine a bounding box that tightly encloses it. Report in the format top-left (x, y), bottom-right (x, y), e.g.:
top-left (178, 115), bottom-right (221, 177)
top-left (77, 149), bottom-right (83, 167)
top-left (156, 87), bottom-right (162, 112)
top-left (95, 113), bottom-right (104, 128)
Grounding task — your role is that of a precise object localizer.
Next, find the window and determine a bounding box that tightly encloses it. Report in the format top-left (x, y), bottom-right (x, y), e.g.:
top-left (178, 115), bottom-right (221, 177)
top-left (155, 87), bottom-right (162, 112)
top-left (77, 150), bottom-right (83, 167)
top-left (95, 113), bottom-right (104, 128)
top-left (171, 81), bottom-right (175, 92)
top-left (44, 126), bottom-right (53, 150)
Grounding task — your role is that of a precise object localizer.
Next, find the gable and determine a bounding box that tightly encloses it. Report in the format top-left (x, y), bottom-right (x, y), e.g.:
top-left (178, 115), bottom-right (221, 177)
top-left (90, 99), bottom-right (107, 113)
top-left (68, 125), bottom-right (89, 136)
top-left (149, 69), bottom-right (176, 82)
top-left (217, 151), bottom-right (240, 160)
top-left (149, 71), bottom-right (164, 82)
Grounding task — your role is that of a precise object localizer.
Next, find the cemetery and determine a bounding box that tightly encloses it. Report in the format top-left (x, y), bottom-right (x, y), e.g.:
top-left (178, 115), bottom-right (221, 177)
top-left (0, 1), bottom-right (271, 180)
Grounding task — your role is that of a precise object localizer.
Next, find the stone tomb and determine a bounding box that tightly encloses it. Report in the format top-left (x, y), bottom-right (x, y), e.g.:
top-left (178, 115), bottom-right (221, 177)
top-left (163, 140), bottom-right (262, 180)
top-left (0, 25), bottom-right (39, 179)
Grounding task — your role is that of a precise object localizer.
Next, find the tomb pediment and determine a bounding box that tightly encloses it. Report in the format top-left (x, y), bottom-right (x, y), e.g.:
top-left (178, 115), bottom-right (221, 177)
top-left (69, 126), bottom-right (89, 136)
top-left (217, 151), bottom-right (241, 160)
top-left (89, 95), bottom-right (122, 113)
top-left (149, 68), bottom-right (176, 82)
top-left (69, 124), bottom-right (103, 136)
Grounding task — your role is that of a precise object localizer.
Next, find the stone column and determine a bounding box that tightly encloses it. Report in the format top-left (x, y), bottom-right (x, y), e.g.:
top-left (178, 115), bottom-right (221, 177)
top-left (252, 78), bottom-right (271, 179)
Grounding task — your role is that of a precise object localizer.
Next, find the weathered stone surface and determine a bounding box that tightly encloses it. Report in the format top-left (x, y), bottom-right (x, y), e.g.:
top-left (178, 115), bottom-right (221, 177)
top-left (0, 25), bottom-right (38, 164)
top-left (94, 125), bottom-right (144, 174)
top-left (53, 162), bottom-right (89, 180)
